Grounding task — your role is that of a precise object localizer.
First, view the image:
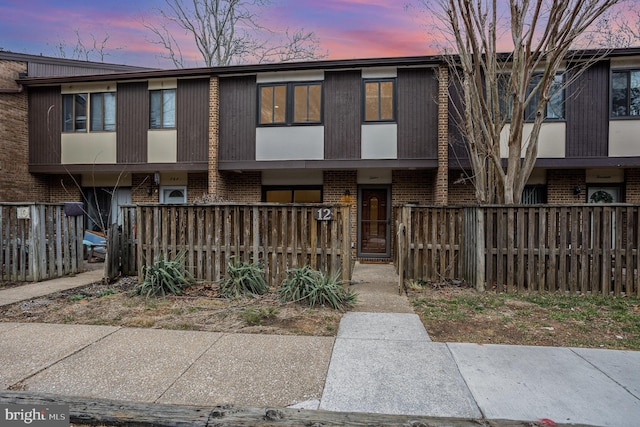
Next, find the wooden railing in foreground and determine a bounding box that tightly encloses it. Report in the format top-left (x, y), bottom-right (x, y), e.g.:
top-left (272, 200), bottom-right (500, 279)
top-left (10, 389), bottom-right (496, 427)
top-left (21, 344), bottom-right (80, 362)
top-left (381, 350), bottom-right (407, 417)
top-left (124, 204), bottom-right (352, 287)
top-left (397, 204), bottom-right (640, 296)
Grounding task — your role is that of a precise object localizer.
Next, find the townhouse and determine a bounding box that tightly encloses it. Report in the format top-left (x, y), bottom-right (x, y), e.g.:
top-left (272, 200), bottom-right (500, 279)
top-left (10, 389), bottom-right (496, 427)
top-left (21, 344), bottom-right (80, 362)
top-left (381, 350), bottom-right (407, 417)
top-left (2, 48), bottom-right (640, 259)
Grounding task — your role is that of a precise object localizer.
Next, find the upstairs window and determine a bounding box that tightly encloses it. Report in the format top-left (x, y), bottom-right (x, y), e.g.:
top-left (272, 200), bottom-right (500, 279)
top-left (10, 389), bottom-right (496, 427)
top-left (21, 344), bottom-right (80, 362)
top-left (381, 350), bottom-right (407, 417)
top-left (62, 93), bottom-right (87, 132)
top-left (364, 79), bottom-right (395, 122)
top-left (499, 73), bottom-right (564, 121)
top-left (258, 82), bottom-right (322, 125)
top-left (611, 70), bottom-right (640, 117)
top-left (90, 92), bottom-right (116, 131)
top-left (150, 89), bottom-right (176, 129)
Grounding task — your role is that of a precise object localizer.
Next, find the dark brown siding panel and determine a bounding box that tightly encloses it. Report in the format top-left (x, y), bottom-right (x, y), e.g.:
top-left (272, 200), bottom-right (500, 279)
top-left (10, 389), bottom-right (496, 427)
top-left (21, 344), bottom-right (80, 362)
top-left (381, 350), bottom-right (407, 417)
top-left (447, 75), bottom-right (468, 165)
top-left (177, 78), bottom-right (209, 162)
top-left (324, 70), bottom-right (361, 160)
top-left (117, 82), bottom-right (147, 163)
top-left (397, 68), bottom-right (438, 159)
top-left (29, 86), bottom-right (61, 165)
top-left (219, 76), bottom-right (256, 162)
top-left (566, 60), bottom-right (609, 157)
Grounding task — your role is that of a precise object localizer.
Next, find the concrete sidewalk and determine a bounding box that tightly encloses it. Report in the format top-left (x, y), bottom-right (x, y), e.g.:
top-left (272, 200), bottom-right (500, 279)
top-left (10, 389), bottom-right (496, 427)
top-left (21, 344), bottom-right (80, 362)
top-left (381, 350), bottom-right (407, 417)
top-left (1, 262), bottom-right (640, 426)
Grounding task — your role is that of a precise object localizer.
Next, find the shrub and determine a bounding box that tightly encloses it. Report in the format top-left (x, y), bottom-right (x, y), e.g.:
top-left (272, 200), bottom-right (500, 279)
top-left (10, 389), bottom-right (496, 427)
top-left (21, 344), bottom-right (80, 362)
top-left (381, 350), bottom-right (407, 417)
top-left (135, 251), bottom-right (194, 297)
top-left (278, 265), bottom-right (357, 310)
top-left (240, 306), bottom-right (279, 326)
top-left (219, 258), bottom-right (269, 298)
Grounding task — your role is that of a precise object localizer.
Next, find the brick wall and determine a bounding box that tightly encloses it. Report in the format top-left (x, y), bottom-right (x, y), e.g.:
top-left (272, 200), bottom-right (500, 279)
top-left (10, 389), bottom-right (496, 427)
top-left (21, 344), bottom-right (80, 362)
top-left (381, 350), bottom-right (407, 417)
top-left (187, 172), bottom-right (208, 203)
top-left (323, 170), bottom-right (357, 251)
top-left (207, 76), bottom-right (230, 199)
top-left (447, 170), bottom-right (477, 205)
top-left (547, 169), bottom-right (586, 204)
top-left (223, 171), bottom-right (261, 202)
top-left (47, 175), bottom-right (83, 202)
top-left (131, 173), bottom-right (157, 204)
top-left (0, 60), bottom-right (46, 202)
top-left (392, 170), bottom-right (435, 206)
top-left (435, 65), bottom-right (449, 206)
top-left (625, 169), bottom-right (640, 203)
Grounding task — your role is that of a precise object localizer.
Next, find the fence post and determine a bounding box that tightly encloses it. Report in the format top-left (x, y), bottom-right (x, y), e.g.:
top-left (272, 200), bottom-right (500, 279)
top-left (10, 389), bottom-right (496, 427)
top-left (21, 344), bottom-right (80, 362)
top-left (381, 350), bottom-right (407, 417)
top-left (475, 208), bottom-right (486, 291)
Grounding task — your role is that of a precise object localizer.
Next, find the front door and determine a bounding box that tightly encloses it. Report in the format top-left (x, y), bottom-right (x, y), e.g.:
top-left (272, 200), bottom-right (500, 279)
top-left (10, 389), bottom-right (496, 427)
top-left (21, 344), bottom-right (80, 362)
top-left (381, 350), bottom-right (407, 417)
top-left (359, 187), bottom-right (390, 257)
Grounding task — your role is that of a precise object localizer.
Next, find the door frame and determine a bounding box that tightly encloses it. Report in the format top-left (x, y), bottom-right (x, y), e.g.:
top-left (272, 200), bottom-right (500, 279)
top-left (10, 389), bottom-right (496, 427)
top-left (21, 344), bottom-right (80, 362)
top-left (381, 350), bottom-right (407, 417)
top-left (357, 185), bottom-right (391, 258)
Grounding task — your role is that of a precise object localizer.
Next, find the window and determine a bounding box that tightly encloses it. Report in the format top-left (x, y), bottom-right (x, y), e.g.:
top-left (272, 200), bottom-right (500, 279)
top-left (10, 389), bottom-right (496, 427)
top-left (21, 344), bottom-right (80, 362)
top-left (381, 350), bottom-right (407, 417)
top-left (262, 186), bottom-right (322, 203)
top-left (520, 185), bottom-right (547, 204)
top-left (62, 94), bottom-right (87, 132)
top-left (90, 92), bottom-right (116, 131)
top-left (364, 79), bottom-right (395, 122)
top-left (499, 73), bottom-right (564, 121)
top-left (150, 89), bottom-right (176, 129)
top-left (258, 82), bottom-right (322, 125)
top-left (611, 70), bottom-right (640, 117)
top-left (160, 186), bottom-right (187, 203)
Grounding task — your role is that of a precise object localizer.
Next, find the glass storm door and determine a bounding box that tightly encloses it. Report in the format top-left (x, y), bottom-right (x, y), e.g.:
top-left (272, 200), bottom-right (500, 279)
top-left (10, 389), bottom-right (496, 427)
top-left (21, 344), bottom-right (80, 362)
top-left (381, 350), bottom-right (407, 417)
top-left (360, 188), bottom-right (390, 256)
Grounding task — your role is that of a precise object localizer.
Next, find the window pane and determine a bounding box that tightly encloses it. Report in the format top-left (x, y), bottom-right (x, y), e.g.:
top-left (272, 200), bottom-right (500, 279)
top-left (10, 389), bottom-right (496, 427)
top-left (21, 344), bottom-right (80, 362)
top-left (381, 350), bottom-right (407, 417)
top-left (308, 84), bottom-right (321, 122)
top-left (612, 72), bottom-right (628, 117)
top-left (90, 93), bottom-right (103, 131)
top-left (162, 89), bottom-right (176, 128)
top-left (274, 85), bottom-right (286, 123)
top-left (260, 86), bottom-right (274, 123)
top-left (62, 94), bottom-right (73, 132)
top-left (74, 94), bottom-right (87, 132)
top-left (380, 81), bottom-right (394, 120)
top-left (365, 82), bottom-right (380, 121)
top-left (150, 90), bottom-right (161, 128)
top-left (294, 85), bottom-right (308, 122)
top-left (293, 189), bottom-right (322, 203)
top-left (631, 71), bottom-right (640, 116)
top-left (547, 75), bottom-right (564, 119)
top-left (103, 92), bottom-right (116, 131)
top-left (265, 190), bottom-right (292, 203)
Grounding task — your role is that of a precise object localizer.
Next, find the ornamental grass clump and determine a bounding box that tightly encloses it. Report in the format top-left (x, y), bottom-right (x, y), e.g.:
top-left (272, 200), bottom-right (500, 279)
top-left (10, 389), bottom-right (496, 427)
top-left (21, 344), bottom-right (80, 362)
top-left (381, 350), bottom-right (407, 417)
top-left (219, 258), bottom-right (269, 298)
top-left (278, 265), bottom-right (357, 310)
top-left (135, 251), bottom-right (194, 298)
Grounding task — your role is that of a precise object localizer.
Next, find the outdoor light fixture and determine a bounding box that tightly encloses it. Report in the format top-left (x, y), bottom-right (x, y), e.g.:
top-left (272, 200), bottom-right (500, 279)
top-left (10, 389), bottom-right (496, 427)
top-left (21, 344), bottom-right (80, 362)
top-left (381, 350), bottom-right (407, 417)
top-left (344, 189), bottom-right (351, 196)
top-left (574, 185), bottom-right (582, 195)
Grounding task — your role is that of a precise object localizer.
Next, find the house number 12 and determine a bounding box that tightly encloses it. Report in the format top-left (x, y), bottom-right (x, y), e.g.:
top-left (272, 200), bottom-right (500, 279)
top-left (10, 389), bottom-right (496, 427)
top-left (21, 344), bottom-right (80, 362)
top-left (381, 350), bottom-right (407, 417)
top-left (314, 208), bottom-right (334, 221)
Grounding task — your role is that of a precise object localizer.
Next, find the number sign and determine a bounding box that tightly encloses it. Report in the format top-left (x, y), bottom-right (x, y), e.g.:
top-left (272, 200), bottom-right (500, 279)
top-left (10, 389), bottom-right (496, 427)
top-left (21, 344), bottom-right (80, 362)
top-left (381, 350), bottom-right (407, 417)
top-left (315, 208), bottom-right (334, 221)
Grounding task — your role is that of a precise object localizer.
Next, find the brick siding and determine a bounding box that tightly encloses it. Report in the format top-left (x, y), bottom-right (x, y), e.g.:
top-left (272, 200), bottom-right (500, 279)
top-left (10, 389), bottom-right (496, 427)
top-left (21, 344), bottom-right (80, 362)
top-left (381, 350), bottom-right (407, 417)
top-left (0, 60), bottom-right (46, 202)
top-left (547, 169), bottom-right (586, 204)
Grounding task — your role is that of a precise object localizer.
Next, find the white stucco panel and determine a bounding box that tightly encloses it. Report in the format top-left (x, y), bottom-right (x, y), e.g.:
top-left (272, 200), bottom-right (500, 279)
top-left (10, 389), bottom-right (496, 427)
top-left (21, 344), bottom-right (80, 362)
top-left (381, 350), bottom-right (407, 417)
top-left (61, 133), bottom-right (117, 164)
top-left (256, 126), bottom-right (324, 161)
top-left (609, 121), bottom-right (640, 157)
top-left (500, 122), bottom-right (565, 158)
top-left (148, 130), bottom-right (177, 163)
top-left (361, 124), bottom-right (397, 159)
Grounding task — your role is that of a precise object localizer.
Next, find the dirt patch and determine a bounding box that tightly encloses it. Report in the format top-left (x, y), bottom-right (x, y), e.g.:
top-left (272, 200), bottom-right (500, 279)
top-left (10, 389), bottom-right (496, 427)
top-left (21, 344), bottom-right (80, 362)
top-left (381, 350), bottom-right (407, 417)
top-left (0, 276), bottom-right (342, 336)
top-left (408, 282), bottom-right (640, 350)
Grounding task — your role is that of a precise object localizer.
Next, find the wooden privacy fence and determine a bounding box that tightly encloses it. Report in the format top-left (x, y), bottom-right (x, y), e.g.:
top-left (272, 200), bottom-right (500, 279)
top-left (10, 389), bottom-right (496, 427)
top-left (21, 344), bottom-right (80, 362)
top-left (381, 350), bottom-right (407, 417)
top-left (397, 204), bottom-right (640, 296)
top-left (0, 203), bottom-right (84, 282)
top-left (121, 203), bottom-right (352, 287)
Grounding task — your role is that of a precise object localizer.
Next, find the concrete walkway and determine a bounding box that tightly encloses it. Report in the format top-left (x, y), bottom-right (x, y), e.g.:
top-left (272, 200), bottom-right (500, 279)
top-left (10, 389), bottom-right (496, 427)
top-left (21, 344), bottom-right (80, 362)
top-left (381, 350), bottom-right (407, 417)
top-left (1, 262), bottom-right (640, 426)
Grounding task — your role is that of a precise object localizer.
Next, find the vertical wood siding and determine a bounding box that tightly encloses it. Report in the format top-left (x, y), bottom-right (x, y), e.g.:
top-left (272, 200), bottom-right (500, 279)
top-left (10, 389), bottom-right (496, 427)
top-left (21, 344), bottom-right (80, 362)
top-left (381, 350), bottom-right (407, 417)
top-left (219, 75), bottom-right (256, 162)
top-left (324, 70), bottom-right (361, 160)
top-left (447, 76), bottom-right (468, 164)
top-left (397, 68), bottom-right (438, 159)
top-left (117, 82), bottom-right (147, 163)
top-left (28, 86), bottom-right (61, 165)
top-left (566, 61), bottom-right (610, 157)
top-left (177, 78), bottom-right (209, 162)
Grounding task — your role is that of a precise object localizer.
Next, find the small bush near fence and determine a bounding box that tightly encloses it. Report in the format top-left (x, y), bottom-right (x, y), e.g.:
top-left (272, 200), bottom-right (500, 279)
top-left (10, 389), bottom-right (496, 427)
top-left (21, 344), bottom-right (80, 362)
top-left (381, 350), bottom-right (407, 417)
top-left (135, 251), bottom-right (194, 297)
top-left (278, 265), bottom-right (357, 309)
top-left (219, 257), bottom-right (269, 298)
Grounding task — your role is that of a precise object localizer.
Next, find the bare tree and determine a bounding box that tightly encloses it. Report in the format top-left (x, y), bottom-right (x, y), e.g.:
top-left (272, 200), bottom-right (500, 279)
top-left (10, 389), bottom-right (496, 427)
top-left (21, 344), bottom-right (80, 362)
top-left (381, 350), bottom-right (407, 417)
top-left (50, 29), bottom-right (119, 62)
top-left (413, 0), bottom-right (622, 204)
top-left (586, 2), bottom-right (640, 47)
top-left (143, 0), bottom-right (326, 67)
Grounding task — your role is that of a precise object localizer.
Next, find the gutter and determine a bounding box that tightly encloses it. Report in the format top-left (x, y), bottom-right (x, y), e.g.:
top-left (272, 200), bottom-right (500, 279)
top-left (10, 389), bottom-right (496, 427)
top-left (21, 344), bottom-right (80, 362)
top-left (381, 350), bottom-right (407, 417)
top-left (0, 83), bottom-right (24, 93)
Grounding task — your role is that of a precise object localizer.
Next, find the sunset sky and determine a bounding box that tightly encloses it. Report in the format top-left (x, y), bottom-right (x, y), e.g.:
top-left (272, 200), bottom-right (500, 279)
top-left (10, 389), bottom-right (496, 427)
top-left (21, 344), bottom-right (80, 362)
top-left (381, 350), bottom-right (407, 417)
top-left (0, 0), bottom-right (638, 68)
top-left (0, 0), bottom-right (434, 67)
